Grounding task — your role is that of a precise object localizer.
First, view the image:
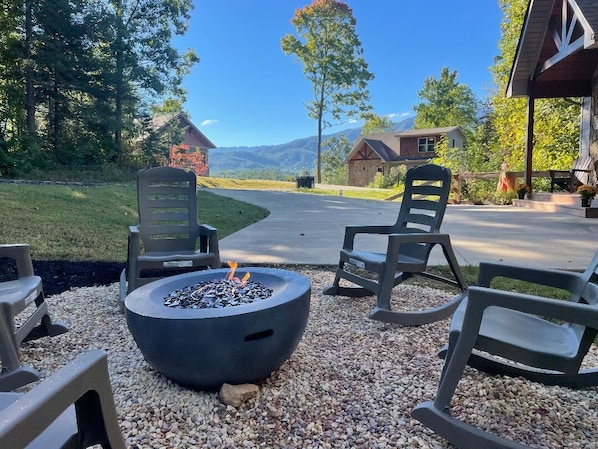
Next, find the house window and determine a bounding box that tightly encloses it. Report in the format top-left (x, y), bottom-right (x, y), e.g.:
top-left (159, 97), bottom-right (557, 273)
top-left (418, 137), bottom-right (436, 152)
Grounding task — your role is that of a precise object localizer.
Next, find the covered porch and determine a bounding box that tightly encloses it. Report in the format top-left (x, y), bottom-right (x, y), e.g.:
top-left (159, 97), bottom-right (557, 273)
top-left (507, 0), bottom-right (598, 208)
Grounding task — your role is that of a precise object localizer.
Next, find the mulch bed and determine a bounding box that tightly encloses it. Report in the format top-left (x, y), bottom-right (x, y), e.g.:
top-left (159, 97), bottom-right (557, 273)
top-left (0, 259), bottom-right (123, 296)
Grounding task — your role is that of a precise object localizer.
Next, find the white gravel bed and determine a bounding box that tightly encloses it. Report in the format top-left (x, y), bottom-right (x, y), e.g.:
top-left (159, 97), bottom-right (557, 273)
top-left (19, 268), bottom-right (598, 448)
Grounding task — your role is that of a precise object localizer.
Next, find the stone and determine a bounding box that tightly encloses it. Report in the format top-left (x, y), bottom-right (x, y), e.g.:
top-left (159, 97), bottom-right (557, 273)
top-left (219, 383), bottom-right (259, 407)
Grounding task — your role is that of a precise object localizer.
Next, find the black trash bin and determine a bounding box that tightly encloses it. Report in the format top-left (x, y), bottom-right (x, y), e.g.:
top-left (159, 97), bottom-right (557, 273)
top-left (296, 176), bottom-right (314, 188)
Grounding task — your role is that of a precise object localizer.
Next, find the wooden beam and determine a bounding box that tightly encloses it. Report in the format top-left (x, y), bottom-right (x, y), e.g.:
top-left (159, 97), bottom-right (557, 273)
top-left (525, 85), bottom-right (535, 189)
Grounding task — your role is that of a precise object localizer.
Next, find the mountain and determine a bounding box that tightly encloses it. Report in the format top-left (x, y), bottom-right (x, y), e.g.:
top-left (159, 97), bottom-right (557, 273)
top-left (209, 117), bottom-right (414, 176)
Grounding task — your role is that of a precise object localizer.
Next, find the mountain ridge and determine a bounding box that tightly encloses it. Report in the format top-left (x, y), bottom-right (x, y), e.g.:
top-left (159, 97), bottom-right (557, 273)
top-left (209, 117), bottom-right (414, 176)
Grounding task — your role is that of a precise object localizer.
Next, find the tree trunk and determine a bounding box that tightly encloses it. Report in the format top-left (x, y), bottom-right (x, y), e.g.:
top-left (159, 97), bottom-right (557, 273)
top-left (316, 114), bottom-right (322, 184)
top-left (114, 0), bottom-right (124, 166)
top-left (24, 0), bottom-right (35, 134)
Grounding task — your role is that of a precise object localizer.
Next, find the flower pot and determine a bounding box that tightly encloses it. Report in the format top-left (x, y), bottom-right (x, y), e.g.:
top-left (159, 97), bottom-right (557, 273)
top-left (581, 197), bottom-right (591, 207)
top-left (517, 192), bottom-right (526, 200)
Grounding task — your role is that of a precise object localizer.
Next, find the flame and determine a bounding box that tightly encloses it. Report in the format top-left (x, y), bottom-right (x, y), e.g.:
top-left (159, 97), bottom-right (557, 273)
top-left (227, 261), bottom-right (250, 285)
top-left (227, 261), bottom-right (237, 281)
top-left (241, 272), bottom-right (251, 284)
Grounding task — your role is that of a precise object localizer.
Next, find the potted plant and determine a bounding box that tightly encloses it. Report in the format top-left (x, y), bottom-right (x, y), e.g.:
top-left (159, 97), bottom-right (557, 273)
top-left (577, 184), bottom-right (598, 207)
top-left (516, 183), bottom-right (530, 200)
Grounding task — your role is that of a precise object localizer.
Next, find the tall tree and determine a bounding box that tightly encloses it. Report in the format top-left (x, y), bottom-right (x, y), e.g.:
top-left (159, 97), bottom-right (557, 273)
top-left (282, 0), bottom-right (374, 183)
top-left (412, 67), bottom-right (479, 173)
top-left (109, 0), bottom-right (198, 165)
top-left (413, 67), bottom-right (478, 132)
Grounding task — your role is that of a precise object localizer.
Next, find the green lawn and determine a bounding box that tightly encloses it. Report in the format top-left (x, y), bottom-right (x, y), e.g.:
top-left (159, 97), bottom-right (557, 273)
top-left (0, 183), bottom-right (268, 262)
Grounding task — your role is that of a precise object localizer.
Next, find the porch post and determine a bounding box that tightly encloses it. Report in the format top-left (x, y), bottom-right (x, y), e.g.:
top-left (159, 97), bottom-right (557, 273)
top-left (525, 84), bottom-right (535, 189)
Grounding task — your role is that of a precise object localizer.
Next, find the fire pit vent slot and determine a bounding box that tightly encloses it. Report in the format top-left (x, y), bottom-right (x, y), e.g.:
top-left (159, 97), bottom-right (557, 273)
top-left (245, 329), bottom-right (274, 342)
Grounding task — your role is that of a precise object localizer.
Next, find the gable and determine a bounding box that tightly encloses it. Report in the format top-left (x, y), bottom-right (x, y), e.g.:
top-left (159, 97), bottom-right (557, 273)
top-left (508, 0), bottom-right (598, 98)
top-left (152, 113), bottom-right (216, 149)
top-left (345, 133), bottom-right (401, 164)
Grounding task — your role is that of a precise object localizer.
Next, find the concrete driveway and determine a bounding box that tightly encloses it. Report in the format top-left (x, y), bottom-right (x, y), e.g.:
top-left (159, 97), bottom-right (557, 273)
top-left (211, 189), bottom-right (598, 270)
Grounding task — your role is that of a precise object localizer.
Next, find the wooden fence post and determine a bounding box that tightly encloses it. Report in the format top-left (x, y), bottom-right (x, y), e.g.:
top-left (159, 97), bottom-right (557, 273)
top-left (452, 174), bottom-right (462, 204)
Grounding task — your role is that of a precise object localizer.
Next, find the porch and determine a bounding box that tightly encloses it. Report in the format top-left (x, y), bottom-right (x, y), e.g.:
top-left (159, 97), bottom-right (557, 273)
top-left (514, 191), bottom-right (598, 218)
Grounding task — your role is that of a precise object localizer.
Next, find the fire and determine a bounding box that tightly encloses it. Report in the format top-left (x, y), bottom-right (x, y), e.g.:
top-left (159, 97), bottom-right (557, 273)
top-left (227, 261), bottom-right (238, 281)
top-left (227, 261), bottom-right (250, 285)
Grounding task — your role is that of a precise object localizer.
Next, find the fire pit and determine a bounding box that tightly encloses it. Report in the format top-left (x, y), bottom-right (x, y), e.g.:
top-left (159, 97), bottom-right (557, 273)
top-left (125, 267), bottom-right (311, 390)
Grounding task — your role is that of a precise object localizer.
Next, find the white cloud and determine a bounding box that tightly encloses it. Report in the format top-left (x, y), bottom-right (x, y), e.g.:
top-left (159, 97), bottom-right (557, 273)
top-left (200, 119), bottom-right (218, 127)
top-left (386, 112), bottom-right (412, 119)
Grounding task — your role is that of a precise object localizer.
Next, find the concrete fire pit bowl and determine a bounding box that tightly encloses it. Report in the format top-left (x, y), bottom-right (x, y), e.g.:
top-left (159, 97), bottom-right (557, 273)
top-left (125, 267), bottom-right (311, 391)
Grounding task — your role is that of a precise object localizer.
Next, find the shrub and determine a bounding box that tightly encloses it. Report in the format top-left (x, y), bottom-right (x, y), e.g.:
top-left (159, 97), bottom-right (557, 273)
top-left (462, 179), bottom-right (494, 204)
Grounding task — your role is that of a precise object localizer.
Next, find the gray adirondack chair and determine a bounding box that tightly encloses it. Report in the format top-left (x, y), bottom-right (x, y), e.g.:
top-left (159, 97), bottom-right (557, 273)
top-left (323, 164), bottom-right (467, 325)
top-left (0, 349), bottom-right (126, 449)
top-left (0, 244), bottom-right (68, 391)
top-left (412, 250), bottom-right (598, 449)
top-left (119, 166), bottom-right (220, 310)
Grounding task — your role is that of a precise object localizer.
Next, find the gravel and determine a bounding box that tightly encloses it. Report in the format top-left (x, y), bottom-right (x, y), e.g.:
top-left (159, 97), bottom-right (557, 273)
top-left (18, 268), bottom-right (598, 448)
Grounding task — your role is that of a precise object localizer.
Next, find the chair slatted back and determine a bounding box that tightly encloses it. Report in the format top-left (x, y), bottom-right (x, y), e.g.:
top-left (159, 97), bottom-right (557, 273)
top-left (137, 167), bottom-right (199, 253)
top-left (571, 156), bottom-right (594, 188)
top-left (393, 164), bottom-right (452, 261)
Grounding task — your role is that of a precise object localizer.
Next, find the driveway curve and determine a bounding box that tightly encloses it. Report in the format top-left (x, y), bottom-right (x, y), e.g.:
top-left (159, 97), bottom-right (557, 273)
top-left (211, 189), bottom-right (598, 270)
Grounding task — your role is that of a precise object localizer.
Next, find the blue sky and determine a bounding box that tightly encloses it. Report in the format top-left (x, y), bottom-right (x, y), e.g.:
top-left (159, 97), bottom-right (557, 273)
top-left (174, 1), bottom-right (503, 148)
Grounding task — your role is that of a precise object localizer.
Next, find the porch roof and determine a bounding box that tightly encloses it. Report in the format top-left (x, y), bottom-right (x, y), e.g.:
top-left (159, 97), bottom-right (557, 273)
top-left (507, 0), bottom-right (598, 99)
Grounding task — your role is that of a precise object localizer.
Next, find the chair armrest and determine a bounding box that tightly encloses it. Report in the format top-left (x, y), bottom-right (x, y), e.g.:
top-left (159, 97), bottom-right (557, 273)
top-left (128, 226), bottom-right (140, 251)
top-left (549, 169), bottom-right (571, 177)
top-left (0, 244), bottom-right (34, 278)
top-left (387, 231), bottom-right (451, 245)
top-left (386, 232), bottom-right (456, 264)
top-left (476, 261), bottom-right (582, 291)
top-left (465, 286), bottom-right (598, 330)
top-left (343, 225), bottom-right (395, 249)
top-left (126, 226), bottom-right (140, 271)
top-left (199, 224), bottom-right (218, 234)
top-left (198, 224), bottom-right (220, 255)
top-left (0, 349), bottom-right (125, 449)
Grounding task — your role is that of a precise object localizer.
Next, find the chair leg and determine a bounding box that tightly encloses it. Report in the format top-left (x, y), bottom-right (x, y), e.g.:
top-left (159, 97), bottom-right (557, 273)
top-left (20, 294), bottom-right (68, 343)
top-left (22, 314), bottom-right (68, 343)
top-left (0, 366), bottom-right (40, 392)
top-left (412, 319), bottom-right (532, 449)
top-left (0, 308), bottom-right (40, 391)
top-left (118, 269), bottom-right (127, 313)
top-left (369, 268), bottom-right (465, 325)
top-left (322, 260), bottom-right (375, 297)
top-left (411, 401), bottom-right (529, 449)
top-left (322, 261), bottom-right (343, 295)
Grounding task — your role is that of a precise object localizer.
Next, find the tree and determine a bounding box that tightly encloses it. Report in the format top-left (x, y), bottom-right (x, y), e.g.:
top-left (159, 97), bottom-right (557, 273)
top-left (490, 0), bottom-right (579, 174)
top-left (413, 67), bottom-right (478, 132)
top-left (412, 67), bottom-right (479, 173)
top-left (0, 0), bottom-right (197, 174)
top-left (109, 0), bottom-right (198, 165)
top-left (361, 113), bottom-right (394, 134)
top-left (321, 134), bottom-right (351, 185)
top-left (282, 0), bottom-right (374, 183)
